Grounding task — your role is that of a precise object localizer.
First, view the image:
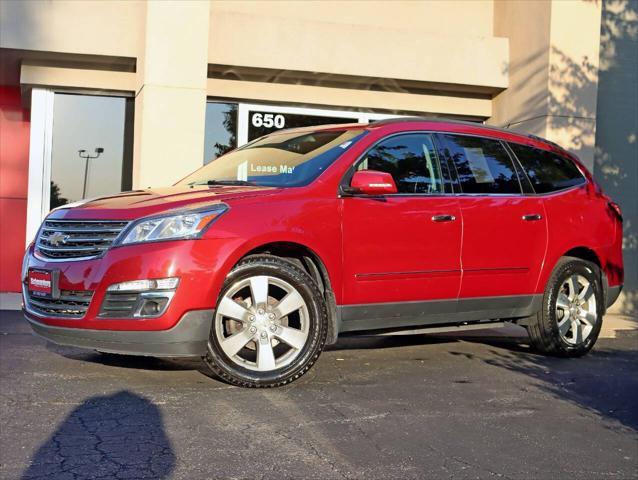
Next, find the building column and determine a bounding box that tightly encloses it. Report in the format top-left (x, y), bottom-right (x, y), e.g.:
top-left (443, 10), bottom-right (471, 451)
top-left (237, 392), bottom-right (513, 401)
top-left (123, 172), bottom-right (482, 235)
top-left (491, 0), bottom-right (602, 170)
top-left (544, 0), bottom-right (602, 171)
top-left (133, 1), bottom-right (210, 189)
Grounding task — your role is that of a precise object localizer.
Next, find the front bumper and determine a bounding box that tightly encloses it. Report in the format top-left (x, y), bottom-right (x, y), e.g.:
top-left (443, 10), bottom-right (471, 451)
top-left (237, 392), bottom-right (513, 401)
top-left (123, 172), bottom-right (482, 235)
top-left (22, 237), bottom-right (239, 331)
top-left (25, 308), bottom-right (215, 357)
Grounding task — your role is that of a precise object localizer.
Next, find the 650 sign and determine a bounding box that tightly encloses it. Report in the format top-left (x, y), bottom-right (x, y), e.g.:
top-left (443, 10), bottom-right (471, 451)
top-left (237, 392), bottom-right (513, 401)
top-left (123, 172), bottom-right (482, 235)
top-left (251, 112), bottom-right (286, 129)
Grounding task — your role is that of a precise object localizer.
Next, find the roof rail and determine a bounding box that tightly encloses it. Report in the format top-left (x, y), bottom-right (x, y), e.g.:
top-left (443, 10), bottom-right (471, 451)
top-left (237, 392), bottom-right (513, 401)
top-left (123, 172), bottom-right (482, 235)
top-left (370, 116), bottom-right (561, 150)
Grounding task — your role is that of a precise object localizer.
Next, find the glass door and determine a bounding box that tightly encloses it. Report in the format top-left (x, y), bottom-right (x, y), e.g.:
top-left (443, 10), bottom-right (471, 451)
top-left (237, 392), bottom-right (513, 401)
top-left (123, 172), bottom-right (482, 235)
top-left (49, 93), bottom-right (133, 209)
top-left (26, 89), bottom-right (133, 244)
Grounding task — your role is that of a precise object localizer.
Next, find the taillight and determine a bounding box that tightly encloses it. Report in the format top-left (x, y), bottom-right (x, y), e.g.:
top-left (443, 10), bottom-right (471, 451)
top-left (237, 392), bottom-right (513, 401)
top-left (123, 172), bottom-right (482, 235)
top-left (608, 201), bottom-right (623, 222)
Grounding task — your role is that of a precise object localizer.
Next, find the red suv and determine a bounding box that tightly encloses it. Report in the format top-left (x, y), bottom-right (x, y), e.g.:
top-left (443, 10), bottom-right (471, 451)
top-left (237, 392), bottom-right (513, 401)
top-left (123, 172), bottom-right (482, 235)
top-left (23, 118), bottom-right (624, 387)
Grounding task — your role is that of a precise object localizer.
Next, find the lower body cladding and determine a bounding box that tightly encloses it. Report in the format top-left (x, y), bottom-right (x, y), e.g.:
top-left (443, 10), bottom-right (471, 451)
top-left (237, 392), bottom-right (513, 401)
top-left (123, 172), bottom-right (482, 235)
top-left (24, 287), bottom-right (623, 358)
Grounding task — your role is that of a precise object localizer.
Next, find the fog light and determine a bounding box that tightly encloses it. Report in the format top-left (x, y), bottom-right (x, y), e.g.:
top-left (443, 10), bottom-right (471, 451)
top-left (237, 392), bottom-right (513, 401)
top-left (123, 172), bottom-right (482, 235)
top-left (101, 278), bottom-right (178, 319)
top-left (139, 297), bottom-right (169, 317)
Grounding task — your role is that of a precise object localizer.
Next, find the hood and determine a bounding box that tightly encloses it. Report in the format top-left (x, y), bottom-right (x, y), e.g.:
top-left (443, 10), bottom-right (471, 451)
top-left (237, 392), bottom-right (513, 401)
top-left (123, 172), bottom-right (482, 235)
top-left (49, 185), bottom-right (280, 220)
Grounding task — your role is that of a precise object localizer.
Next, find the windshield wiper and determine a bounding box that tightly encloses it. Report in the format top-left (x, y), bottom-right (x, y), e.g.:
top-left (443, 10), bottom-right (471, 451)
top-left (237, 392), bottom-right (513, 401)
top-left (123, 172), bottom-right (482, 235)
top-left (191, 180), bottom-right (257, 187)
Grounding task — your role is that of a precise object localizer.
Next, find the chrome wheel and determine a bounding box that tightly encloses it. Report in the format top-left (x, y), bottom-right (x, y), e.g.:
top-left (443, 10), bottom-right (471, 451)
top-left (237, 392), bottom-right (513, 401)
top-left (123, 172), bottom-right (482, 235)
top-left (214, 275), bottom-right (310, 372)
top-left (555, 274), bottom-right (598, 345)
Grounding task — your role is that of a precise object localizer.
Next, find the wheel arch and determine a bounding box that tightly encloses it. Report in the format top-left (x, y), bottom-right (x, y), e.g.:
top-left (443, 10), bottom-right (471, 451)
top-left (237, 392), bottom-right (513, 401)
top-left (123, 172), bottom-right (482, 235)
top-left (562, 246), bottom-right (602, 268)
top-left (540, 246), bottom-right (608, 311)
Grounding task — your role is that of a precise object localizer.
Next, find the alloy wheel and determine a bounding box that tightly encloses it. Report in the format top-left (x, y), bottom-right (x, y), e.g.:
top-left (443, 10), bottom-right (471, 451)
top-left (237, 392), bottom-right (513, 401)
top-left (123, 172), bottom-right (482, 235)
top-left (555, 274), bottom-right (598, 345)
top-left (214, 275), bottom-right (310, 371)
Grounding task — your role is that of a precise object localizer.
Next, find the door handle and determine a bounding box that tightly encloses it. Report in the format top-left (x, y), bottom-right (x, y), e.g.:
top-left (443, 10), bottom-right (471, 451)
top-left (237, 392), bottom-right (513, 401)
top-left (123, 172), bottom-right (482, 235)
top-left (432, 214), bottom-right (456, 222)
top-left (522, 214), bottom-right (543, 221)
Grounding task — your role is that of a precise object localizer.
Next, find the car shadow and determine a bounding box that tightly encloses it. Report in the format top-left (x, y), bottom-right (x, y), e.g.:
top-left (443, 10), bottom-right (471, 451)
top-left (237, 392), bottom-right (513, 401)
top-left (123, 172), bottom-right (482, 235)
top-left (47, 343), bottom-right (201, 371)
top-left (43, 328), bottom-right (638, 435)
top-left (327, 333), bottom-right (459, 351)
top-left (455, 332), bottom-right (638, 433)
top-left (21, 390), bottom-right (175, 479)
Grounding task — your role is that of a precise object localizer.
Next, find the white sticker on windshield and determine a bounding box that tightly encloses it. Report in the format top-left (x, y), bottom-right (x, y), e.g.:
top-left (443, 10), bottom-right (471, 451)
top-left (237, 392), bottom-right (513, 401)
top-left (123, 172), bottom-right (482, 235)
top-left (339, 141), bottom-right (353, 149)
top-left (236, 161), bottom-right (248, 181)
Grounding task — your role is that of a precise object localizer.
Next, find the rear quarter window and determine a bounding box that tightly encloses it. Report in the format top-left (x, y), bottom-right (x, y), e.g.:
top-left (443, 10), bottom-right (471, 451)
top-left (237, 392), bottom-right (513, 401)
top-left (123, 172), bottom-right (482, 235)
top-left (509, 143), bottom-right (586, 194)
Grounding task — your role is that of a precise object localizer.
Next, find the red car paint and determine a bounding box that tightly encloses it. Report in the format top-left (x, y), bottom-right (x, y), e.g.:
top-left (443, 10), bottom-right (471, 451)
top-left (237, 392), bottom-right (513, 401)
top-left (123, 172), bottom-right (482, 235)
top-left (22, 120), bottom-right (623, 337)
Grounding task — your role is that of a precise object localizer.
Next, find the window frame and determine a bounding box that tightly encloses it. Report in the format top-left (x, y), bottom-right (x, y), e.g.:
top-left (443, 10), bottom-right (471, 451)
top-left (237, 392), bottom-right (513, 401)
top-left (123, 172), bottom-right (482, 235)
top-left (436, 132), bottom-right (527, 197)
top-left (505, 140), bottom-right (587, 196)
top-left (339, 131), bottom-right (454, 197)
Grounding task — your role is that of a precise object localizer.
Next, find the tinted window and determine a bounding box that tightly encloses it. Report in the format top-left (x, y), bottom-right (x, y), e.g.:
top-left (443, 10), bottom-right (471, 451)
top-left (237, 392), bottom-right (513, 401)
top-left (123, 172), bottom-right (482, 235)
top-left (509, 143), bottom-right (585, 193)
top-left (442, 135), bottom-right (521, 194)
top-left (356, 133), bottom-right (444, 194)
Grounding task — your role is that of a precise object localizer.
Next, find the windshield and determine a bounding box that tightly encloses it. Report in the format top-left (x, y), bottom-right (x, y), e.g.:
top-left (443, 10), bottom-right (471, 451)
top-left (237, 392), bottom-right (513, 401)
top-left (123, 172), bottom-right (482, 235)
top-left (178, 129), bottom-right (367, 188)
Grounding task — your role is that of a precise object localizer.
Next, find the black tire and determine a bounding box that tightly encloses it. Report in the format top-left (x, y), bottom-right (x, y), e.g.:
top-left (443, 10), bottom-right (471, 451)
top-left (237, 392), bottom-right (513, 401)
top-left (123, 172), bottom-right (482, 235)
top-left (527, 256), bottom-right (604, 357)
top-left (203, 254), bottom-right (328, 387)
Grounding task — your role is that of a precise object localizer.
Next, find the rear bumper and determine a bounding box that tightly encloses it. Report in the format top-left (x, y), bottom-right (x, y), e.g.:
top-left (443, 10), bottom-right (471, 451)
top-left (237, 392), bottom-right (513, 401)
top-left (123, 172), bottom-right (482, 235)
top-left (24, 309), bottom-right (214, 357)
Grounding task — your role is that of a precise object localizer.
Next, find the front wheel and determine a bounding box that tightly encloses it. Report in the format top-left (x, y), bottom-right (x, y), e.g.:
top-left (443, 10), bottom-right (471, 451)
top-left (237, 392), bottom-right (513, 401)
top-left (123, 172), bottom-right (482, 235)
top-left (204, 255), bottom-right (328, 387)
top-left (527, 257), bottom-right (603, 357)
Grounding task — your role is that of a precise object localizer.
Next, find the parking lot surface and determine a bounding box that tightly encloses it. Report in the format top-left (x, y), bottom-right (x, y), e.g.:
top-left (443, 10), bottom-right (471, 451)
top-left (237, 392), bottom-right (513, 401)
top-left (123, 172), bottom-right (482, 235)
top-left (1, 310), bottom-right (636, 480)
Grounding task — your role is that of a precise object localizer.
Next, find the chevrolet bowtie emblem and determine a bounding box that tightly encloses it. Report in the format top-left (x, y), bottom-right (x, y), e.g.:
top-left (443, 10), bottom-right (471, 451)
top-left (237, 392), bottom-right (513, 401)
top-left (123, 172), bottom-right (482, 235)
top-left (48, 232), bottom-right (70, 247)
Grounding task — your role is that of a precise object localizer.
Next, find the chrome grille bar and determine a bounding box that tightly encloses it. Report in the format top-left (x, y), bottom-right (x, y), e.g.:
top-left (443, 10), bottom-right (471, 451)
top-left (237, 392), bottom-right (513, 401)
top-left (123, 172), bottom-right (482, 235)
top-left (36, 220), bottom-right (129, 260)
top-left (25, 289), bottom-right (94, 319)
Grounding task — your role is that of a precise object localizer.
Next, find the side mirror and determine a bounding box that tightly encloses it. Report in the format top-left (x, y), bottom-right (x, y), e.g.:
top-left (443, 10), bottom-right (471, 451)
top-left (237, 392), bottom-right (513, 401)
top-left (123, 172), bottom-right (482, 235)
top-left (349, 170), bottom-right (397, 195)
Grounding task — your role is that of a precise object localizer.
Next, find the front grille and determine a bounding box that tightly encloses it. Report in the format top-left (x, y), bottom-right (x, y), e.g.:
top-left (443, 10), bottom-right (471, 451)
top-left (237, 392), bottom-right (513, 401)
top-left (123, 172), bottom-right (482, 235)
top-left (36, 220), bottom-right (129, 260)
top-left (26, 289), bottom-right (93, 318)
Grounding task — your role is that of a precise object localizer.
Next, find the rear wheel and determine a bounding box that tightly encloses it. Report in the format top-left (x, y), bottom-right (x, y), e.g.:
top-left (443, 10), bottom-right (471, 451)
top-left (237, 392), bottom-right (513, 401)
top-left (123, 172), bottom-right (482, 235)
top-left (527, 257), bottom-right (603, 356)
top-left (204, 255), bottom-right (327, 387)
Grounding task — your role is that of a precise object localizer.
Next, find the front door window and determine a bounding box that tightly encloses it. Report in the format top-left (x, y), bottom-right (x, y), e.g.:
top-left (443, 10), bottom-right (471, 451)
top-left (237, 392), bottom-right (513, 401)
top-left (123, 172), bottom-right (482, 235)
top-left (356, 133), bottom-right (445, 194)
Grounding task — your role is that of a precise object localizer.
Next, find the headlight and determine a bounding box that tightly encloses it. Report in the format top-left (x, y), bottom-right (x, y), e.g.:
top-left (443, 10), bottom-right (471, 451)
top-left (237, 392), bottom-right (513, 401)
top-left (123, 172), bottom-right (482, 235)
top-left (119, 204), bottom-right (228, 245)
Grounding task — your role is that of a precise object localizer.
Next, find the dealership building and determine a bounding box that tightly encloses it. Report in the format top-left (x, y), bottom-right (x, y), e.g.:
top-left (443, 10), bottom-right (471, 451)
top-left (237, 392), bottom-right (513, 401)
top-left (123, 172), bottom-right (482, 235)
top-left (0, 0), bottom-right (636, 314)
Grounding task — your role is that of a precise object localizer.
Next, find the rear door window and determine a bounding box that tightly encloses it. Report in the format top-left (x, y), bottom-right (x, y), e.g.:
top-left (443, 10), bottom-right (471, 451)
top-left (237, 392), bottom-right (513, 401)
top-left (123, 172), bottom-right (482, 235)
top-left (441, 134), bottom-right (522, 194)
top-left (508, 143), bottom-right (585, 193)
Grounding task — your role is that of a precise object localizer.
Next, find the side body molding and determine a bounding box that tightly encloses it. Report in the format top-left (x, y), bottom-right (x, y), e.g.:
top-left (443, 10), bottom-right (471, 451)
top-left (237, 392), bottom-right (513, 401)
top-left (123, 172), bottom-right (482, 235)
top-left (337, 294), bottom-right (543, 333)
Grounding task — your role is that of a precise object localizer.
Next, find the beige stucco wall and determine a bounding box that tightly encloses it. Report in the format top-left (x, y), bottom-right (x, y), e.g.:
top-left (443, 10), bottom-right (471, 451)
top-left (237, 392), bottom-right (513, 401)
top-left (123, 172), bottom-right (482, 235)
top-left (20, 65), bottom-right (136, 93)
top-left (545, 0), bottom-right (602, 170)
top-left (133, 1), bottom-right (210, 188)
top-left (0, 0), bottom-right (143, 58)
top-left (206, 78), bottom-right (492, 118)
top-left (209, 3), bottom-right (508, 91)
top-left (2, 0), bottom-right (506, 91)
top-left (211, 0), bottom-right (495, 37)
top-left (490, 0), bottom-right (602, 171)
top-left (490, 0), bottom-right (552, 135)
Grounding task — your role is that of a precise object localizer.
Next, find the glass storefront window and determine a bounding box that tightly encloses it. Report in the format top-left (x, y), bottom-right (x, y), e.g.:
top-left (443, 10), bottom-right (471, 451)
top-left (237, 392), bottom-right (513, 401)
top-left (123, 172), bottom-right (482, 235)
top-left (247, 110), bottom-right (359, 142)
top-left (50, 94), bottom-right (133, 209)
top-left (203, 102), bottom-right (237, 165)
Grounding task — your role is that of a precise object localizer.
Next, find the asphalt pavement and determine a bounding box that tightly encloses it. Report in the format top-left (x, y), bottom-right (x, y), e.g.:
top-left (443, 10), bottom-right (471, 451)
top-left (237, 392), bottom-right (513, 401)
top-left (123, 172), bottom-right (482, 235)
top-left (1, 310), bottom-right (636, 480)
